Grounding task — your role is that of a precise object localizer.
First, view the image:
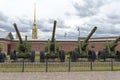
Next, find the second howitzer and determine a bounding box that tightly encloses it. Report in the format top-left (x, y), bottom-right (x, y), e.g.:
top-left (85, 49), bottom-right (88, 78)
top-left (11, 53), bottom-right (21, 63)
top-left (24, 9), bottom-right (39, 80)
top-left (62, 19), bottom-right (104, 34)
top-left (40, 20), bottom-right (65, 62)
top-left (98, 36), bottom-right (120, 61)
top-left (70, 27), bottom-right (97, 62)
top-left (10, 23), bottom-right (35, 62)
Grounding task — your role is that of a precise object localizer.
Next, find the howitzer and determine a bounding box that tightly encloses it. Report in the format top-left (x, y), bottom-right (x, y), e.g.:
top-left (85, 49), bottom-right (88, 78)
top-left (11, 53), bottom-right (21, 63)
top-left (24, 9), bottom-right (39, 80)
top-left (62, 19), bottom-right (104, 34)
top-left (70, 27), bottom-right (97, 62)
top-left (10, 23), bottom-right (35, 62)
top-left (110, 37), bottom-right (120, 50)
top-left (40, 20), bottom-right (65, 62)
top-left (98, 36), bottom-right (120, 61)
top-left (49, 20), bottom-right (57, 53)
top-left (13, 23), bottom-right (23, 44)
top-left (51, 20), bottom-right (57, 42)
top-left (47, 20), bottom-right (58, 53)
top-left (82, 27), bottom-right (97, 50)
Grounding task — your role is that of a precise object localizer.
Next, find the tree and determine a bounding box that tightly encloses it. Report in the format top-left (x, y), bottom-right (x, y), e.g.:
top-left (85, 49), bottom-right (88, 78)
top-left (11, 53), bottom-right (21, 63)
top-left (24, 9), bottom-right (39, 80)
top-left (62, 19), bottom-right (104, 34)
top-left (0, 43), bottom-right (2, 53)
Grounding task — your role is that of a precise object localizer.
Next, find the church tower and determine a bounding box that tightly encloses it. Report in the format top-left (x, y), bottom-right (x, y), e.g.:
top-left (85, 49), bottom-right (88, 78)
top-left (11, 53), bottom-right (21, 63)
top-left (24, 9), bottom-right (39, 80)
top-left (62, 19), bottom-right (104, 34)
top-left (32, 4), bottom-right (38, 39)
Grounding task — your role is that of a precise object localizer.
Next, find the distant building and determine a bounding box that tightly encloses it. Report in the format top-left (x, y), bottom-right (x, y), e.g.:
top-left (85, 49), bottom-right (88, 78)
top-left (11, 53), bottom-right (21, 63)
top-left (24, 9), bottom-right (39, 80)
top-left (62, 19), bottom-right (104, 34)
top-left (0, 31), bottom-right (14, 54)
top-left (0, 32), bottom-right (14, 40)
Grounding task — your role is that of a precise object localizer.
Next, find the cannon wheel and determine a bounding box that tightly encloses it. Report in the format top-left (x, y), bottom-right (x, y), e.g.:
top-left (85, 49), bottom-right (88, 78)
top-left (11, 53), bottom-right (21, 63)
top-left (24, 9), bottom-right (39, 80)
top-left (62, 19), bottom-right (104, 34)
top-left (116, 50), bottom-right (120, 61)
top-left (10, 50), bottom-right (16, 60)
top-left (0, 53), bottom-right (6, 62)
top-left (70, 51), bottom-right (77, 62)
top-left (59, 50), bottom-right (65, 62)
top-left (40, 51), bottom-right (45, 62)
top-left (30, 50), bottom-right (35, 62)
top-left (98, 50), bottom-right (107, 61)
top-left (88, 50), bottom-right (96, 61)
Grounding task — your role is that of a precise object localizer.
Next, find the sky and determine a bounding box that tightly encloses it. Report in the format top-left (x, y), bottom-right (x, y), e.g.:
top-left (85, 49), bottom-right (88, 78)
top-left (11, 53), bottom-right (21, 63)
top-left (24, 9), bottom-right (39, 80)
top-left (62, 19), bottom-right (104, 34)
top-left (0, 0), bottom-right (120, 39)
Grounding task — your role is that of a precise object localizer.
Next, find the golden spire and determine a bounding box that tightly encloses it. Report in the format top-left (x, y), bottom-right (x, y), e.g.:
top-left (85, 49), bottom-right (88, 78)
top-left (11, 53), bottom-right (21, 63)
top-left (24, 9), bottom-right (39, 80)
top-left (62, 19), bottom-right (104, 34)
top-left (32, 3), bottom-right (38, 39)
top-left (34, 3), bottom-right (36, 25)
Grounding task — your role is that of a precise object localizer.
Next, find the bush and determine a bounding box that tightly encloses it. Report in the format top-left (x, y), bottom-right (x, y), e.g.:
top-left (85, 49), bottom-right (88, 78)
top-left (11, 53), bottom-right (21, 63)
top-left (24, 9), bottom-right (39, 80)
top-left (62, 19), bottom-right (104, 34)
top-left (0, 43), bottom-right (2, 53)
top-left (17, 42), bottom-right (31, 53)
top-left (16, 42), bottom-right (31, 58)
top-left (16, 52), bottom-right (30, 58)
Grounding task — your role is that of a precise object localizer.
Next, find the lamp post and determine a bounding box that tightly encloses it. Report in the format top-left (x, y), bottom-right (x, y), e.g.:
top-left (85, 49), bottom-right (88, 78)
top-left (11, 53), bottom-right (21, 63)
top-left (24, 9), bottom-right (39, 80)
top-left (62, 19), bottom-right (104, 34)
top-left (64, 32), bottom-right (67, 39)
top-left (75, 25), bottom-right (80, 40)
top-left (77, 26), bottom-right (80, 38)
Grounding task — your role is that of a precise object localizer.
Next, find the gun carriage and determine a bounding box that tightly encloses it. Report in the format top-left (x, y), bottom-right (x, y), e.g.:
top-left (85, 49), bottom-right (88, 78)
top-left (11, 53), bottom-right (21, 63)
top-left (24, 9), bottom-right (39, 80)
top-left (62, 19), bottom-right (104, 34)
top-left (70, 27), bottom-right (97, 62)
top-left (40, 20), bottom-right (65, 62)
top-left (10, 23), bottom-right (35, 62)
top-left (98, 36), bottom-right (120, 61)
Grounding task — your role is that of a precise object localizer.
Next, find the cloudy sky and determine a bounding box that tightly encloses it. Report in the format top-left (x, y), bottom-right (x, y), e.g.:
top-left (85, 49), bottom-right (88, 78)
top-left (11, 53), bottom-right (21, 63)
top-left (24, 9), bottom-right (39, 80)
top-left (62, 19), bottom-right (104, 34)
top-left (0, 0), bottom-right (120, 39)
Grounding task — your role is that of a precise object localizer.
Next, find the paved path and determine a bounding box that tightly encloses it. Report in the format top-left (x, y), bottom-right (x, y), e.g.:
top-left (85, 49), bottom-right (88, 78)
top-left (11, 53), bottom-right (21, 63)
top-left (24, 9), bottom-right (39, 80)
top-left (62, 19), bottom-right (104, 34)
top-left (0, 71), bottom-right (120, 80)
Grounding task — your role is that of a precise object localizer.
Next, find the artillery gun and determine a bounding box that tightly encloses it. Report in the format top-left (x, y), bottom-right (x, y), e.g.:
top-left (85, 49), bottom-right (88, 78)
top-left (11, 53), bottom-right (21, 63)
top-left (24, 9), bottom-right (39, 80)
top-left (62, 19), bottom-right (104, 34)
top-left (98, 36), bottom-right (120, 61)
top-left (0, 43), bottom-right (6, 62)
top-left (40, 20), bottom-right (65, 62)
top-left (10, 23), bottom-right (35, 62)
top-left (70, 27), bottom-right (97, 62)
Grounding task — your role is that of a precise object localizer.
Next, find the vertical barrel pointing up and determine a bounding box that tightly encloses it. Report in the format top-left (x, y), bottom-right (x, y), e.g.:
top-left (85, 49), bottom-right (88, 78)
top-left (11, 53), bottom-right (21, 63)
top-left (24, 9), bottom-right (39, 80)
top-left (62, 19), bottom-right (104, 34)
top-left (51, 20), bottom-right (57, 42)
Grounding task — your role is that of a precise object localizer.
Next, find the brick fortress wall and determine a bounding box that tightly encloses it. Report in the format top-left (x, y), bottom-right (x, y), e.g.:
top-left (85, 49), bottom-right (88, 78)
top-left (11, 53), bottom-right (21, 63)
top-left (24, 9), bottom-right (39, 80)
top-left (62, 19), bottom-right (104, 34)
top-left (1, 37), bottom-right (120, 54)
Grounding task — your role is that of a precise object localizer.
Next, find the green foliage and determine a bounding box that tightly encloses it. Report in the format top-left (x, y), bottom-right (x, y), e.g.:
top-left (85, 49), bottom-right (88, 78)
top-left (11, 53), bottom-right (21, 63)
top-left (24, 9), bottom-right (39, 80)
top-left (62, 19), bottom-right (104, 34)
top-left (16, 52), bottom-right (30, 58)
top-left (0, 43), bottom-right (2, 53)
top-left (17, 42), bottom-right (31, 53)
top-left (16, 42), bottom-right (31, 58)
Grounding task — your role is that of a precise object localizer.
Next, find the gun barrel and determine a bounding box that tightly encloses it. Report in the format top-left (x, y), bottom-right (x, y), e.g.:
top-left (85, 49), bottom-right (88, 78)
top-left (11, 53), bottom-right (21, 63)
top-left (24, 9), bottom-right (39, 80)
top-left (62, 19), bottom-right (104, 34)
top-left (110, 36), bottom-right (120, 49)
top-left (81, 26), bottom-right (97, 49)
top-left (84, 26), bottom-right (97, 43)
top-left (51, 20), bottom-right (57, 42)
top-left (113, 36), bottom-right (120, 44)
top-left (13, 23), bottom-right (23, 44)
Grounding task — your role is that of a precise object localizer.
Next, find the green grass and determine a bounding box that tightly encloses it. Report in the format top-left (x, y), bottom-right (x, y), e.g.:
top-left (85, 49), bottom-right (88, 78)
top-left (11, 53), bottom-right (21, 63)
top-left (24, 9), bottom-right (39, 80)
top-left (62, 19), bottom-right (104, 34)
top-left (36, 54), bottom-right (70, 60)
top-left (0, 61), bottom-right (120, 72)
top-left (35, 54), bottom-right (40, 60)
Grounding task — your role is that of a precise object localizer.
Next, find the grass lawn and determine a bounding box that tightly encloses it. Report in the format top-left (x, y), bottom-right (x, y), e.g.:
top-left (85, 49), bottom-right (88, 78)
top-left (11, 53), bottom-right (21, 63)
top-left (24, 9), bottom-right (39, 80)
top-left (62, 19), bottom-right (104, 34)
top-left (0, 61), bottom-right (120, 72)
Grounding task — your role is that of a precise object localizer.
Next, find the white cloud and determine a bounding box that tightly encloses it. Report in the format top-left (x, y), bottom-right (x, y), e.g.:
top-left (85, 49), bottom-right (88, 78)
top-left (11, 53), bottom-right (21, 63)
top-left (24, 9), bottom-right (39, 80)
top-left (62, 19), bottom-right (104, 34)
top-left (0, 0), bottom-right (120, 39)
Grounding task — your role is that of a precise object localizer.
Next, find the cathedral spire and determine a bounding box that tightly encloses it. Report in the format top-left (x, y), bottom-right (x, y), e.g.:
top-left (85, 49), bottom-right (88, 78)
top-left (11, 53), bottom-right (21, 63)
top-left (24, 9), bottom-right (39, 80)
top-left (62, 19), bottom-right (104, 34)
top-left (32, 3), bottom-right (38, 39)
top-left (34, 3), bottom-right (36, 25)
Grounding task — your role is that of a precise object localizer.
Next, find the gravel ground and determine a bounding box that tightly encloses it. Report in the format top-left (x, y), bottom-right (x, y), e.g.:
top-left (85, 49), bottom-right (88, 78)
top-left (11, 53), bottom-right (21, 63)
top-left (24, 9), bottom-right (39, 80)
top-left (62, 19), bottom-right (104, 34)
top-left (0, 71), bottom-right (120, 80)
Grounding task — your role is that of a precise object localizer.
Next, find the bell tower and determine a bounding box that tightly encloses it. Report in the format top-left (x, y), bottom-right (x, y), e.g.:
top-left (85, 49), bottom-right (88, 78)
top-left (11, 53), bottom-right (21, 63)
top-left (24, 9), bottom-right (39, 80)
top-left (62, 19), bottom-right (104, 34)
top-left (32, 4), bottom-right (38, 39)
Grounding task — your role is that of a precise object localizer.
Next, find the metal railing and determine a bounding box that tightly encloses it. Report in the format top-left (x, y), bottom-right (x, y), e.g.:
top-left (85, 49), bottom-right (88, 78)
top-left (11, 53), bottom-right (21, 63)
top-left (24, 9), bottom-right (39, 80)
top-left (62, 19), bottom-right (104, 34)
top-left (0, 58), bottom-right (120, 72)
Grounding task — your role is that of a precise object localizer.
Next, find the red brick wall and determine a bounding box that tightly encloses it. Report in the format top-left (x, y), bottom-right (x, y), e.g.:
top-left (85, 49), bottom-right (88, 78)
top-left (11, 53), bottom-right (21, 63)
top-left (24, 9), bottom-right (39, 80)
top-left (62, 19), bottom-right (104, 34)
top-left (58, 42), bottom-right (75, 52)
top-left (0, 39), bottom-right (11, 54)
top-left (10, 41), bottom-right (75, 52)
top-left (10, 41), bottom-right (119, 52)
top-left (88, 41), bottom-right (105, 51)
top-left (1, 39), bottom-right (120, 54)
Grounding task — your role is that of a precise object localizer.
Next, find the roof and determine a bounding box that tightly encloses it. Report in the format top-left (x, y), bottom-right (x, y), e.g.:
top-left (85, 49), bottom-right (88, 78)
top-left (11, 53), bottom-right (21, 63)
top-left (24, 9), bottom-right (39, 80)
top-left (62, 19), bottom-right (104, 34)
top-left (13, 36), bottom-right (120, 42)
top-left (78, 36), bottom-right (119, 42)
top-left (0, 31), bottom-right (14, 40)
